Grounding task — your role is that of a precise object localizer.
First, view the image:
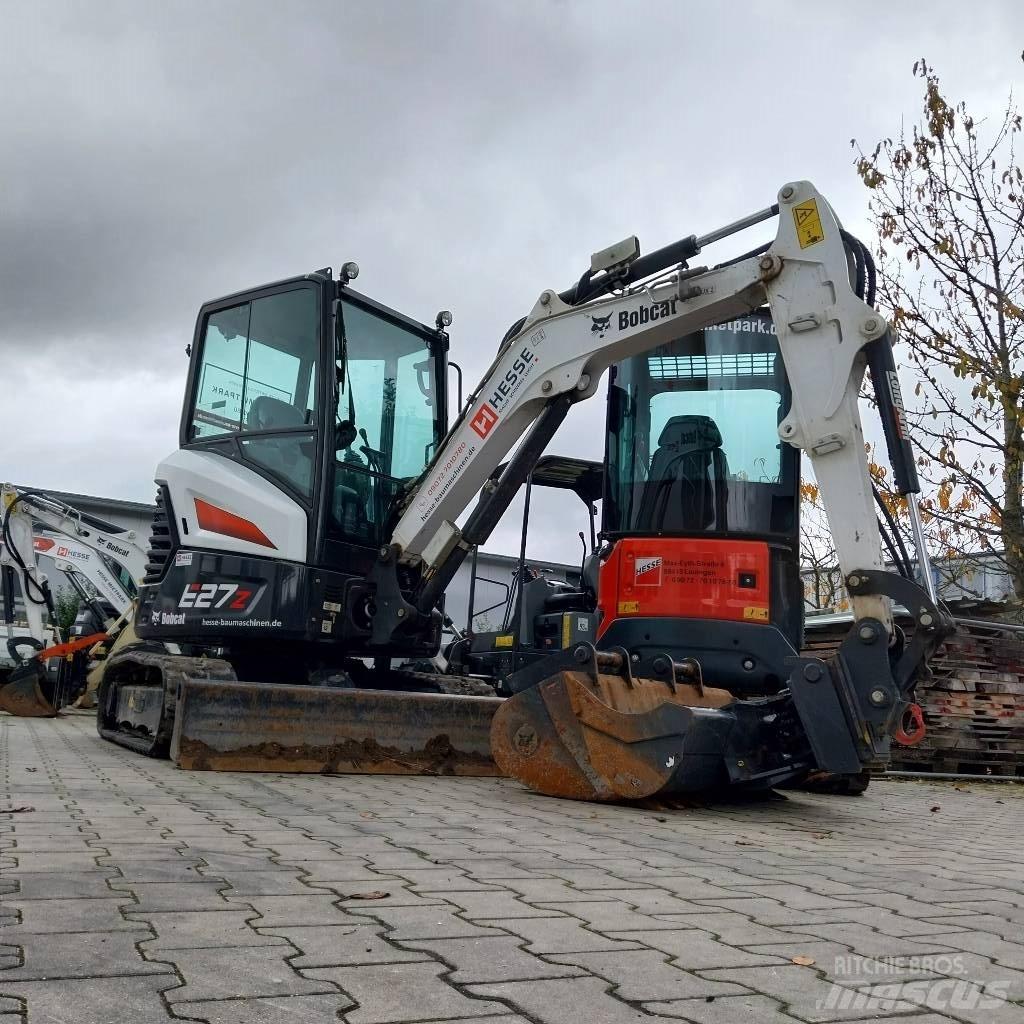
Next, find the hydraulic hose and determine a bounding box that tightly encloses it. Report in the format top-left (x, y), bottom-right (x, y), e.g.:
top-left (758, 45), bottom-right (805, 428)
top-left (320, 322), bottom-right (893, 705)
top-left (1, 491), bottom-right (54, 613)
top-left (840, 228), bottom-right (867, 301)
top-left (873, 484), bottom-right (914, 580)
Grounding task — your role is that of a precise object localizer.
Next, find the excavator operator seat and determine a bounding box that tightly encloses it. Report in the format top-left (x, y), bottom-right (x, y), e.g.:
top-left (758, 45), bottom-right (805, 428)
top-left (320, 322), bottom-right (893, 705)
top-left (246, 396), bottom-right (307, 431)
top-left (635, 414), bottom-right (729, 532)
top-left (243, 397), bottom-right (313, 496)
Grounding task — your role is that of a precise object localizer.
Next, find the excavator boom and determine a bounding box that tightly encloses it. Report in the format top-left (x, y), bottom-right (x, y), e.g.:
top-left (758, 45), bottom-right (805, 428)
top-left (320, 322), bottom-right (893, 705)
top-left (370, 179), bottom-right (950, 799)
top-left (375, 183), bottom-right (901, 638)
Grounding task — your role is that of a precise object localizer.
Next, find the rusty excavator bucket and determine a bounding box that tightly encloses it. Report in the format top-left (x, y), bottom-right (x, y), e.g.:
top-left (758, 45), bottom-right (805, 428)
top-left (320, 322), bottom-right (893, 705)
top-left (0, 661), bottom-right (58, 717)
top-left (0, 633), bottom-right (107, 718)
top-left (491, 645), bottom-right (814, 802)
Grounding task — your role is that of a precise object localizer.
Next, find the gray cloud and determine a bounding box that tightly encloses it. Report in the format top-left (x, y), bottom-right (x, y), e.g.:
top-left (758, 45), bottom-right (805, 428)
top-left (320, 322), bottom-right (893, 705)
top-left (2, 0), bottom-right (1020, 562)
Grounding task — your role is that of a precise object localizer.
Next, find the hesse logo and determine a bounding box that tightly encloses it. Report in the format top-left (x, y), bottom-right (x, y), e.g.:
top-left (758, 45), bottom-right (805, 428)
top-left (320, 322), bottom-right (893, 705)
top-left (178, 583), bottom-right (254, 611)
top-left (634, 556), bottom-right (663, 585)
top-left (470, 403), bottom-right (499, 439)
top-left (471, 346), bottom-right (537, 439)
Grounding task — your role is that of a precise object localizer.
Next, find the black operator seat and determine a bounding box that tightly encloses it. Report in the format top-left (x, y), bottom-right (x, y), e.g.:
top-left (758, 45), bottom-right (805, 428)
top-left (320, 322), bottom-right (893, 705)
top-left (246, 395), bottom-right (306, 431)
top-left (244, 396), bottom-right (314, 495)
top-left (635, 414), bottom-right (729, 532)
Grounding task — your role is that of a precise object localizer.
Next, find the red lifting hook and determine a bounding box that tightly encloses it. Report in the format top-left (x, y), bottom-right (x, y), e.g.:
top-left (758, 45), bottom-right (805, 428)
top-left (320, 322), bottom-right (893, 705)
top-left (894, 703), bottom-right (926, 746)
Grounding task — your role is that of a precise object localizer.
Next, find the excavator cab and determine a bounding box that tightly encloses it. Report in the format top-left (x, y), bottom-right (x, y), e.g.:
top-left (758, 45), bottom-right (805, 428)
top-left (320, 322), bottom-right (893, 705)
top-left (460, 313), bottom-right (804, 700)
top-left (135, 271), bottom-right (449, 669)
top-left (599, 309), bottom-right (805, 695)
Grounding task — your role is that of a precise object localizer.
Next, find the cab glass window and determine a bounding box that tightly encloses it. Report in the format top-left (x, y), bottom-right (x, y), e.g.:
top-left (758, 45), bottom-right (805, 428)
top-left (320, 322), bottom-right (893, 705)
top-left (331, 300), bottom-right (441, 546)
top-left (605, 313), bottom-right (798, 537)
top-left (191, 287), bottom-right (318, 439)
top-left (189, 285), bottom-right (319, 499)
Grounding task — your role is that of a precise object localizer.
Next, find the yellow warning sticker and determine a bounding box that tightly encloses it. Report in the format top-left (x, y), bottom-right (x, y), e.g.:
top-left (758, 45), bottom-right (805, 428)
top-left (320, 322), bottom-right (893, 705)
top-left (792, 198), bottom-right (825, 249)
top-left (743, 606), bottom-right (770, 622)
top-left (494, 634), bottom-right (514, 648)
top-left (561, 613), bottom-right (572, 649)
top-left (618, 600), bottom-right (640, 615)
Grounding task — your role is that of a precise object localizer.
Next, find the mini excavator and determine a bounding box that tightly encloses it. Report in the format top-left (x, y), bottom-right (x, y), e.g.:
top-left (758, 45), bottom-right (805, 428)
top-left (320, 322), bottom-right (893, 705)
top-left (52, 181), bottom-right (951, 801)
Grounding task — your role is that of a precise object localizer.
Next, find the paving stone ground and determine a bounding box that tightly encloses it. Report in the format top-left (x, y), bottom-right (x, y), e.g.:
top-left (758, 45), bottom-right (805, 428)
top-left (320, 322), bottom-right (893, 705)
top-left (2, 713), bottom-right (1023, 1024)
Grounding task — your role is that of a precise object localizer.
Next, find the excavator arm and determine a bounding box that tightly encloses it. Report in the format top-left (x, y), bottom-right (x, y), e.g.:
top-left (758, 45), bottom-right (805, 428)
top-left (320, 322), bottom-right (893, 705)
top-left (378, 181), bottom-right (930, 636)
top-left (2, 486), bottom-right (148, 585)
top-left (38, 532), bottom-right (135, 619)
top-left (370, 180), bottom-right (952, 797)
top-left (1, 487), bottom-right (49, 658)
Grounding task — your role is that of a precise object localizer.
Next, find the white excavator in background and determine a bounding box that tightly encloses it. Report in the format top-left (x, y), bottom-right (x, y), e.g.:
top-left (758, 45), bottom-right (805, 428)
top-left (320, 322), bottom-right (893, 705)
top-left (80, 179), bottom-right (953, 803)
top-left (0, 484), bottom-right (150, 715)
top-left (31, 530), bottom-right (136, 617)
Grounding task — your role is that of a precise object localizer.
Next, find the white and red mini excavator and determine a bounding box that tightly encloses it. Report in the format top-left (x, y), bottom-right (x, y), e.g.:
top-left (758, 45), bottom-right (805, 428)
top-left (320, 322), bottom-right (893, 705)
top-left (18, 181), bottom-right (950, 802)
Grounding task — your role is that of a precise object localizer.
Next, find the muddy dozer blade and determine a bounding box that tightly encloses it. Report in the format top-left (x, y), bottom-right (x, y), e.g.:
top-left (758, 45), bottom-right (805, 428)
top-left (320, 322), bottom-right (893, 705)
top-left (172, 678), bottom-right (503, 775)
top-left (491, 669), bottom-right (738, 802)
top-left (0, 664), bottom-right (58, 717)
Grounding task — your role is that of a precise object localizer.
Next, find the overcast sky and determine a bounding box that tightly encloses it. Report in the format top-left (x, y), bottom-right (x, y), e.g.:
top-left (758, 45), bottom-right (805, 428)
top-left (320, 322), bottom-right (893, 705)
top-left (2, 1), bottom-right (1021, 563)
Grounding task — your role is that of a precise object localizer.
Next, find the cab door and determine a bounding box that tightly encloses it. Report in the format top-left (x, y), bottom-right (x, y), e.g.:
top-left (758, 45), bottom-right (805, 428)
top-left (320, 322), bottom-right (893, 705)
top-left (180, 275), bottom-right (329, 563)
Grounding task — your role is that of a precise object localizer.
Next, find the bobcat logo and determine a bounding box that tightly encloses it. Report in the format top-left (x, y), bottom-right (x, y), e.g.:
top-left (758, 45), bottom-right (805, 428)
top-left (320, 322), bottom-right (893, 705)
top-left (589, 314), bottom-right (612, 338)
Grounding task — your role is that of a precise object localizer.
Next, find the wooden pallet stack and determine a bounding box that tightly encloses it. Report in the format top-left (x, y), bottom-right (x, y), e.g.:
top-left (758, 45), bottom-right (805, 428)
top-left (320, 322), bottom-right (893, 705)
top-left (802, 617), bottom-right (1024, 777)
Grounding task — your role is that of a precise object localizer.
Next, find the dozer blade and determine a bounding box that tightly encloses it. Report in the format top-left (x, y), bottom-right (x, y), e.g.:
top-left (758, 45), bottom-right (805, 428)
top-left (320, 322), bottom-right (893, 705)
top-left (0, 663), bottom-right (57, 718)
top-left (172, 678), bottom-right (503, 775)
top-left (491, 669), bottom-right (737, 802)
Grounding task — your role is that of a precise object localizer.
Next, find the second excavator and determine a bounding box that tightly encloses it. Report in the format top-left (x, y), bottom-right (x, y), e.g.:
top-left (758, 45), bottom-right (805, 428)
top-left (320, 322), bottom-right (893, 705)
top-left (80, 180), bottom-right (950, 801)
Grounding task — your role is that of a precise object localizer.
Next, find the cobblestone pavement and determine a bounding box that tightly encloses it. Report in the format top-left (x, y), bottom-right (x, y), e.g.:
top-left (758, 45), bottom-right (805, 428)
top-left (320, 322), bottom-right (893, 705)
top-left (2, 713), bottom-right (1023, 1024)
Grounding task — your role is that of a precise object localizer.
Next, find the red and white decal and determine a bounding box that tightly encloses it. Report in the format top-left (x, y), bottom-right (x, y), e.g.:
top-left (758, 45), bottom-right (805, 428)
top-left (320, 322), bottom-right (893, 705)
top-left (55, 544), bottom-right (90, 562)
top-left (194, 498), bottom-right (276, 549)
top-left (178, 582), bottom-right (255, 611)
top-left (470, 403), bottom-right (499, 439)
top-left (33, 537), bottom-right (56, 553)
top-left (634, 556), bottom-right (663, 586)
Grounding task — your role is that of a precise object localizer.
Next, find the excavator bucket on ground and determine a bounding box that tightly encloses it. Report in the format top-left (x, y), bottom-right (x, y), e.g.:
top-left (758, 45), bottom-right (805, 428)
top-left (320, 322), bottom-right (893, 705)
top-left (0, 662), bottom-right (57, 717)
top-left (0, 633), bottom-right (107, 718)
top-left (490, 646), bottom-right (814, 802)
